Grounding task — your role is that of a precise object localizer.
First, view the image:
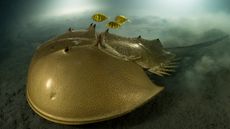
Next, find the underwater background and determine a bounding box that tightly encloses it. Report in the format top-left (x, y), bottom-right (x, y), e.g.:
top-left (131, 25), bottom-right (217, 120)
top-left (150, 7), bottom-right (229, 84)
top-left (1, 0), bottom-right (230, 128)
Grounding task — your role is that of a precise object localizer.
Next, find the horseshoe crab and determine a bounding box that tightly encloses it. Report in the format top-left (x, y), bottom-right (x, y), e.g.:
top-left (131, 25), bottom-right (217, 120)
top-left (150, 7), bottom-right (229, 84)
top-left (26, 23), bottom-right (228, 125)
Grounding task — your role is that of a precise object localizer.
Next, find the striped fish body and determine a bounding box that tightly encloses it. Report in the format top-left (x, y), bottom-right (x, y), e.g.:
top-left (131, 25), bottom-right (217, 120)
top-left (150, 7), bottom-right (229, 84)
top-left (115, 15), bottom-right (128, 24)
top-left (92, 13), bottom-right (108, 22)
top-left (106, 21), bottom-right (121, 29)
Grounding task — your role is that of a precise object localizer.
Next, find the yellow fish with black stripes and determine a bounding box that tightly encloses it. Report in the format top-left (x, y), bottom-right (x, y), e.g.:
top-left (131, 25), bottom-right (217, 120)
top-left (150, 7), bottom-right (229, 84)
top-left (92, 13), bottom-right (108, 22)
top-left (115, 15), bottom-right (129, 24)
top-left (106, 21), bottom-right (121, 29)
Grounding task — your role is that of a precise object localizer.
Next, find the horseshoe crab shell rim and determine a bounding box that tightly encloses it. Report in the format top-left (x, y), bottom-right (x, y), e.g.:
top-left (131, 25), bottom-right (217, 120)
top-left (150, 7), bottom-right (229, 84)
top-left (26, 87), bottom-right (163, 125)
top-left (26, 46), bottom-right (164, 125)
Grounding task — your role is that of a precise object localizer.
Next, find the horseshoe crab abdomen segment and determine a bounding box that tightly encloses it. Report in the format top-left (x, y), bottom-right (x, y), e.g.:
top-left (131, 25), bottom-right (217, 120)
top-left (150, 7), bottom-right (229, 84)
top-left (99, 32), bottom-right (176, 76)
top-left (99, 33), bottom-right (143, 60)
top-left (26, 45), bottom-right (164, 125)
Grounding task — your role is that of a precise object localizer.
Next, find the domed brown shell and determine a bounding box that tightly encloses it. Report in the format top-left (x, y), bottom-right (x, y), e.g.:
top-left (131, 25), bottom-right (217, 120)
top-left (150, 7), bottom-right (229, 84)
top-left (26, 24), bottom-right (164, 125)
